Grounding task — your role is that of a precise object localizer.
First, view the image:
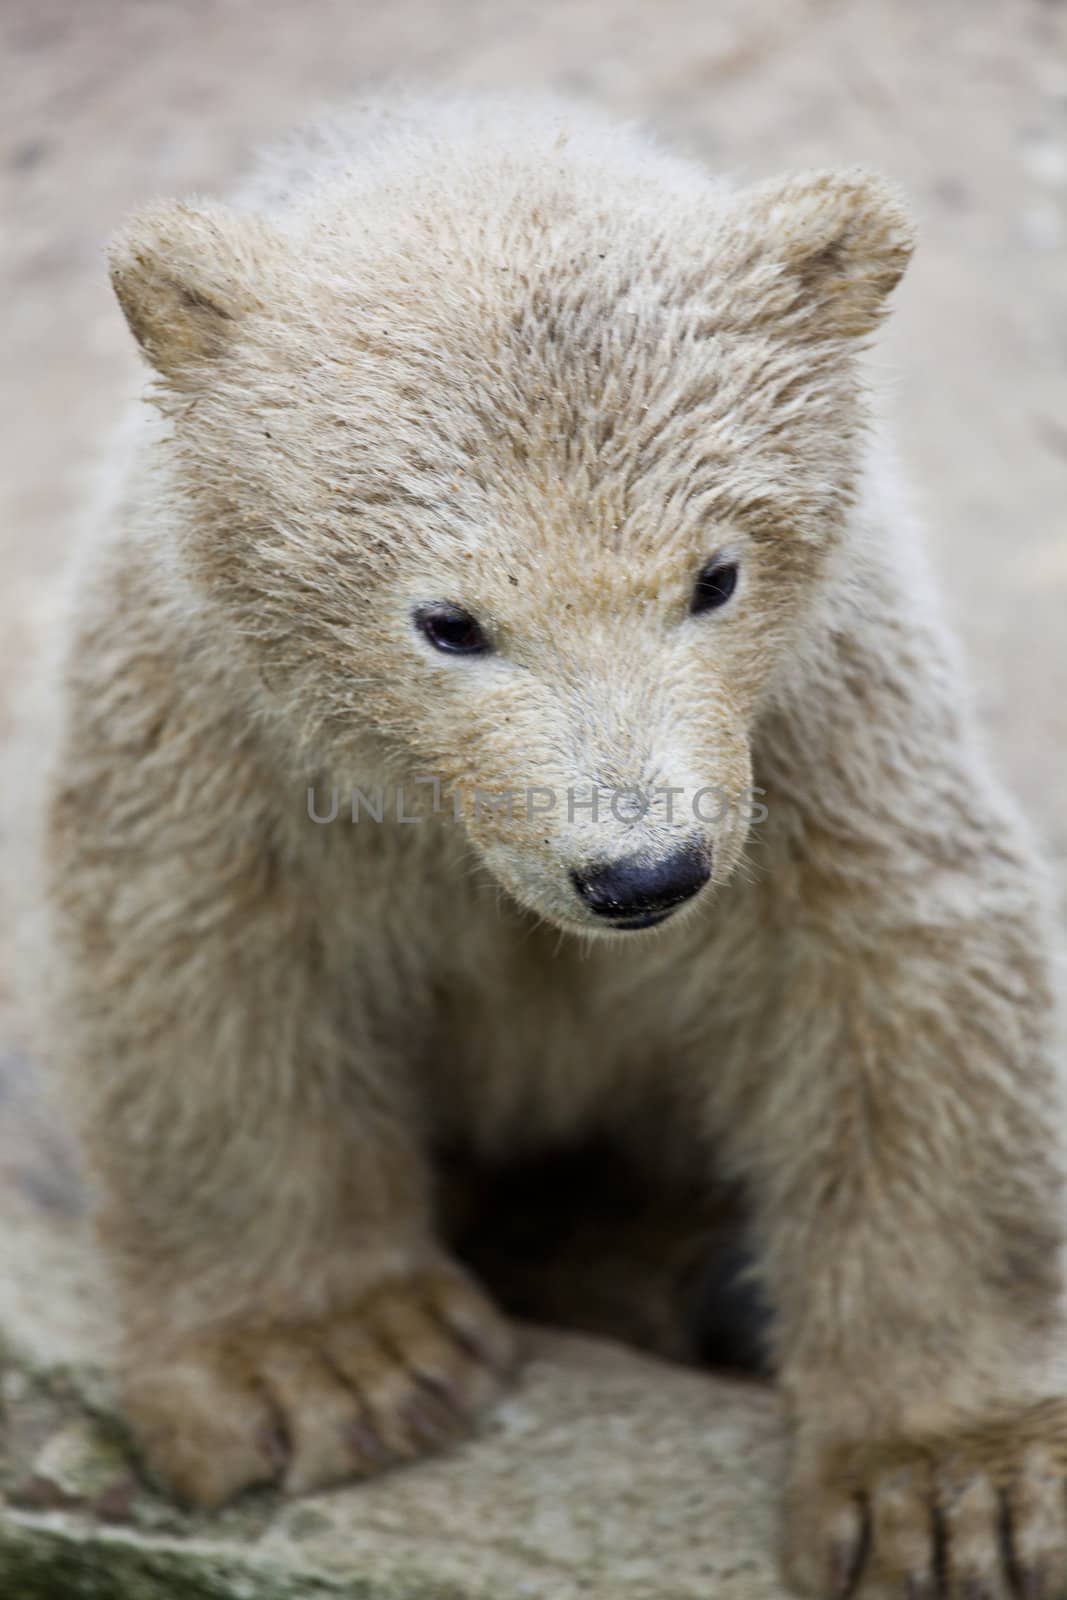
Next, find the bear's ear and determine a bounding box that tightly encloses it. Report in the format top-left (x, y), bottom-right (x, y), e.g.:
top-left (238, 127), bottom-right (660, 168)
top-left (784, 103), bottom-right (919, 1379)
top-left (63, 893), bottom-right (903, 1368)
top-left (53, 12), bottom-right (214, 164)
top-left (109, 201), bottom-right (278, 378)
top-left (739, 169), bottom-right (915, 339)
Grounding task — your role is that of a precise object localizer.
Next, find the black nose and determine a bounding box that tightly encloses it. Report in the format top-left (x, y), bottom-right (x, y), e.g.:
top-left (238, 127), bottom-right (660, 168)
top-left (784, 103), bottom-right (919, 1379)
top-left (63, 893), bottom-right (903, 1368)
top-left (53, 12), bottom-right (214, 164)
top-left (571, 845), bottom-right (711, 927)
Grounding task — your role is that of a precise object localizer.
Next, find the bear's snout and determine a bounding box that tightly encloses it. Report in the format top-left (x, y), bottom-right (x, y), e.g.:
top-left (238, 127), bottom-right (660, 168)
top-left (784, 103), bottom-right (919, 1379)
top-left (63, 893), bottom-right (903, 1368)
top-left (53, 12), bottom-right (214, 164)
top-left (570, 844), bottom-right (711, 929)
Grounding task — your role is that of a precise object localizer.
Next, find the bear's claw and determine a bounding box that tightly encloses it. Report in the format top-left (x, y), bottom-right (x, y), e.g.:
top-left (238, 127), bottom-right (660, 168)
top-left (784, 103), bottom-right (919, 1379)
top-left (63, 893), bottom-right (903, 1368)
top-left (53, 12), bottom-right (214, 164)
top-left (122, 1264), bottom-right (515, 1507)
top-left (784, 1402), bottom-right (1067, 1599)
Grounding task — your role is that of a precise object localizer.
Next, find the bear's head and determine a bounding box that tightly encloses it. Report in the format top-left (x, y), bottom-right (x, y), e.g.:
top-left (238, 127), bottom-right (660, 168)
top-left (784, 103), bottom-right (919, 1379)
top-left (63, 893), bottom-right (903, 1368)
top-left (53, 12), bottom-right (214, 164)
top-left (110, 121), bottom-right (912, 938)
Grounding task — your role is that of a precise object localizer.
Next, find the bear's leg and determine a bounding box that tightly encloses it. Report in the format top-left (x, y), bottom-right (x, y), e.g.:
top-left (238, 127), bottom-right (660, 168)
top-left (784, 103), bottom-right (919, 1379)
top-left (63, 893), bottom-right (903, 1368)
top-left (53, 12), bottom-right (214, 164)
top-left (733, 921), bottom-right (1067, 1598)
top-left (44, 732), bottom-right (513, 1509)
top-left (96, 1013), bottom-right (513, 1507)
top-left (96, 1037), bottom-right (514, 1508)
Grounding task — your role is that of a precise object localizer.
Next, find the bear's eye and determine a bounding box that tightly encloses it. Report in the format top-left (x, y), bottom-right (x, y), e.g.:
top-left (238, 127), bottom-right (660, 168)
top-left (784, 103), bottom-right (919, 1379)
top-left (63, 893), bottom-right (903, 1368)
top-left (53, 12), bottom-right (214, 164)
top-left (414, 603), bottom-right (490, 656)
top-left (691, 558), bottom-right (739, 615)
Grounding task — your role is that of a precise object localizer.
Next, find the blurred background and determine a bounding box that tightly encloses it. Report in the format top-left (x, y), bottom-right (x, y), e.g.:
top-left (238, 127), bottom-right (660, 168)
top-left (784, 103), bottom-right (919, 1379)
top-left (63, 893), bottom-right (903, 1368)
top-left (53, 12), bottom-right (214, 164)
top-left (2, 0), bottom-right (1066, 881)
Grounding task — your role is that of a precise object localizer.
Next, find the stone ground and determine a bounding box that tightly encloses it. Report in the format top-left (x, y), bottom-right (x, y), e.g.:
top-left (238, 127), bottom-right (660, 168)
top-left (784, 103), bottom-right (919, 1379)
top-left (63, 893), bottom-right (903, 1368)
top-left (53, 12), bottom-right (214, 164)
top-left (0, 0), bottom-right (1065, 1595)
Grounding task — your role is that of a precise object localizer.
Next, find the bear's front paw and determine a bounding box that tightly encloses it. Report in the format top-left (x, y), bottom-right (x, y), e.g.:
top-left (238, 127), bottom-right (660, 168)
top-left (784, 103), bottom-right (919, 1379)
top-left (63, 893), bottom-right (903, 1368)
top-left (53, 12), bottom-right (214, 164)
top-left (122, 1264), bottom-right (516, 1508)
top-left (784, 1402), bottom-right (1067, 1599)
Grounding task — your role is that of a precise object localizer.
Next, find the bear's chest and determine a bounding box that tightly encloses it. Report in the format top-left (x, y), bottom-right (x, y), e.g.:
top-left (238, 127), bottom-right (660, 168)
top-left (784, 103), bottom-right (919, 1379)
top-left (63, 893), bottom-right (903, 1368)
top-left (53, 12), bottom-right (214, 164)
top-left (415, 899), bottom-right (741, 1161)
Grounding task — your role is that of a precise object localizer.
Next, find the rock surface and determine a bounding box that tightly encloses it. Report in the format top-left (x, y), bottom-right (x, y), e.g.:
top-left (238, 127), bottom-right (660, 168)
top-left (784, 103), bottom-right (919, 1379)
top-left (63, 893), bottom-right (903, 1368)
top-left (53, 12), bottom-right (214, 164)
top-left (1, 0), bottom-right (1066, 1595)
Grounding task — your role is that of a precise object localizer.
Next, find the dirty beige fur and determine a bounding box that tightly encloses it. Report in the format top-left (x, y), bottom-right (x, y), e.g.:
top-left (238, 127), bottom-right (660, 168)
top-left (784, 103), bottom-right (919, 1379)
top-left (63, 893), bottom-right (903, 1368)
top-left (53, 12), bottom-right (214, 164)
top-left (20, 92), bottom-right (1067, 1595)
